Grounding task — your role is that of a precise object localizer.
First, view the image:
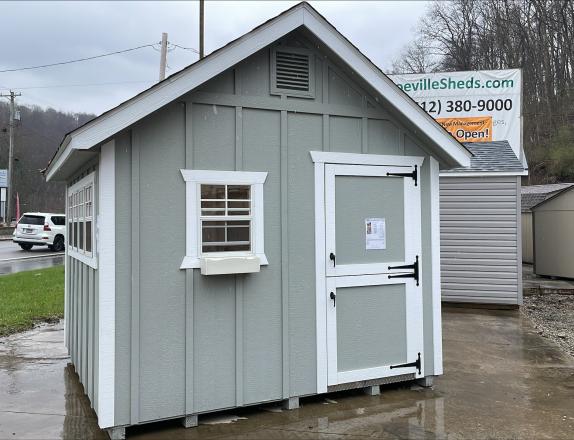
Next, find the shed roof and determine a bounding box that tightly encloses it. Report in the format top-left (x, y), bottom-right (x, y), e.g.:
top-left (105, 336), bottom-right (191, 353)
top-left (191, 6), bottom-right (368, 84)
top-left (522, 183), bottom-right (574, 212)
top-left (441, 141), bottom-right (525, 175)
top-left (45, 2), bottom-right (471, 181)
top-left (0, 169), bottom-right (6, 188)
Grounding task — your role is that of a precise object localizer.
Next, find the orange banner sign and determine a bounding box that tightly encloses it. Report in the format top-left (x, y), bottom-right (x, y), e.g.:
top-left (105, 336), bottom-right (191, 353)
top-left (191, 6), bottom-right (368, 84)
top-left (436, 116), bottom-right (493, 142)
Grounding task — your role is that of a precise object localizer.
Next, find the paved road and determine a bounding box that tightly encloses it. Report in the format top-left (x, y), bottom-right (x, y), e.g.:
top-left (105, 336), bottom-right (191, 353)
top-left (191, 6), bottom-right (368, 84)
top-left (0, 240), bottom-right (64, 275)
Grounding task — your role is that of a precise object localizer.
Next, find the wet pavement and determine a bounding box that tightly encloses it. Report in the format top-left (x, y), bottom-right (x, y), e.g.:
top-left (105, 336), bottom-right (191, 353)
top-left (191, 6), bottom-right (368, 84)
top-left (1, 309), bottom-right (574, 439)
top-left (0, 240), bottom-right (63, 275)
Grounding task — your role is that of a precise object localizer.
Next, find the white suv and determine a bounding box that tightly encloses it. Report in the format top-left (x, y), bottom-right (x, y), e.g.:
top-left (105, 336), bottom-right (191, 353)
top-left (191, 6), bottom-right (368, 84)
top-left (13, 212), bottom-right (66, 252)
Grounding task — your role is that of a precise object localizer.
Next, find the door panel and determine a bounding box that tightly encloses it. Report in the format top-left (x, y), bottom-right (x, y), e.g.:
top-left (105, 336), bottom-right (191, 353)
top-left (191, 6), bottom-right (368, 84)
top-left (336, 283), bottom-right (407, 372)
top-left (335, 176), bottom-right (405, 265)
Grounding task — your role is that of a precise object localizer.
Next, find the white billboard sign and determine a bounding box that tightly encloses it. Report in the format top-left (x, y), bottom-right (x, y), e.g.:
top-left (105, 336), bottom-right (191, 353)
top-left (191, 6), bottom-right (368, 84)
top-left (389, 69), bottom-right (522, 156)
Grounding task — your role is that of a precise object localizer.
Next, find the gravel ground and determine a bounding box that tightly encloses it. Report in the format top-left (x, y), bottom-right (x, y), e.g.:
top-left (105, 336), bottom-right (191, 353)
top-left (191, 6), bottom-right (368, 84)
top-left (522, 294), bottom-right (574, 358)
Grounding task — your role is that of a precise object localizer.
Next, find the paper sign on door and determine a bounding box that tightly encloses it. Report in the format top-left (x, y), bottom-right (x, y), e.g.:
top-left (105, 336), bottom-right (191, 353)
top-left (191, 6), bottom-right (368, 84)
top-left (365, 218), bottom-right (386, 250)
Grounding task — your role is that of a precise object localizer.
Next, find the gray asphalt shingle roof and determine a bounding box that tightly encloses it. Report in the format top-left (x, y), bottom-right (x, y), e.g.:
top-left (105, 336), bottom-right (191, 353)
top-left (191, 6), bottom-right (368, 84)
top-left (442, 141), bottom-right (524, 174)
top-left (521, 183), bottom-right (574, 212)
top-left (0, 169), bottom-right (6, 188)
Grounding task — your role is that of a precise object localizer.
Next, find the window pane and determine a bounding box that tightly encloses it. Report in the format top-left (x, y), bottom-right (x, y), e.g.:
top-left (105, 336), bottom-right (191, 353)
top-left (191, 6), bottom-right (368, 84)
top-left (201, 184), bottom-right (225, 199)
top-left (79, 221), bottom-right (84, 251)
top-left (73, 222), bottom-right (78, 248)
top-left (227, 225), bottom-right (250, 242)
top-left (228, 201), bottom-right (249, 208)
top-left (86, 221), bottom-right (92, 252)
top-left (202, 224), bottom-right (226, 243)
top-left (227, 185), bottom-right (250, 200)
top-left (68, 222), bottom-right (73, 246)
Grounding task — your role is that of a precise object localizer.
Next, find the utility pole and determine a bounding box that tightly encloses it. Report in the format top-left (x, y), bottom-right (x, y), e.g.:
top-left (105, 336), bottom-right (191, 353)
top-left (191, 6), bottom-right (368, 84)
top-left (159, 32), bottom-right (168, 81)
top-left (0, 90), bottom-right (21, 225)
top-left (199, 0), bottom-right (205, 59)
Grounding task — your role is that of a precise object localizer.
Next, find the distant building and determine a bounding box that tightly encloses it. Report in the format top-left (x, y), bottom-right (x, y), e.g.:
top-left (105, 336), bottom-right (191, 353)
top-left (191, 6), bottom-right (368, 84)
top-left (521, 183), bottom-right (574, 263)
top-left (0, 169), bottom-right (6, 223)
top-left (530, 185), bottom-right (574, 278)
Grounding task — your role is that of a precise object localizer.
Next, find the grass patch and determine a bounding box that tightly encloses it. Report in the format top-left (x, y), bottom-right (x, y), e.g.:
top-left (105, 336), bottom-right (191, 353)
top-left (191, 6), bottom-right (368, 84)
top-left (0, 266), bottom-right (64, 336)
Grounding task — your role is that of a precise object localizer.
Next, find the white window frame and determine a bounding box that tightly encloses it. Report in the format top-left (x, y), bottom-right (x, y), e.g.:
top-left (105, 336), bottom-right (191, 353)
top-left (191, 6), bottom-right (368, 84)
top-left (67, 171), bottom-right (97, 269)
top-left (180, 169), bottom-right (268, 270)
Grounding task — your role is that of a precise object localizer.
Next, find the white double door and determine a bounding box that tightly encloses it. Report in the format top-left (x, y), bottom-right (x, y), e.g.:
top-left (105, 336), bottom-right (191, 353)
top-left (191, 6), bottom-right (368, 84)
top-left (322, 161), bottom-right (424, 386)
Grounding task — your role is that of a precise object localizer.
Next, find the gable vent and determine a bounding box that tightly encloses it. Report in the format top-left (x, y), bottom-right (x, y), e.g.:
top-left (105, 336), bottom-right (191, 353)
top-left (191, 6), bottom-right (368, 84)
top-left (275, 51), bottom-right (310, 92)
top-left (272, 48), bottom-right (314, 97)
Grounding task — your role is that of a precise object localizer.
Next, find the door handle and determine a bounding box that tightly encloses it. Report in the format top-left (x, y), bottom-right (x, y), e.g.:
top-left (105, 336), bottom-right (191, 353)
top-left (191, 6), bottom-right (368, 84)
top-left (329, 252), bottom-right (336, 266)
top-left (329, 291), bottom-right (336, 307)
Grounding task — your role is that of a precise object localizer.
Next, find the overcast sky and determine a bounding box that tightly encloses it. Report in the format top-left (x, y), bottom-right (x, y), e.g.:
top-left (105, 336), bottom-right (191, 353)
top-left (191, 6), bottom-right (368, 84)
top-left (0, 1), bottom-right (428, 115)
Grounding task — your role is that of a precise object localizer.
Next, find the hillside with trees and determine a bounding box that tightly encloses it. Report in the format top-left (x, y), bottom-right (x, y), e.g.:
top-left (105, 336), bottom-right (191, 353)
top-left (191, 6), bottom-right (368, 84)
top-left (0, 103), bottom-right (94, 218)
top-left (392, 0), bottom-right (574, 184)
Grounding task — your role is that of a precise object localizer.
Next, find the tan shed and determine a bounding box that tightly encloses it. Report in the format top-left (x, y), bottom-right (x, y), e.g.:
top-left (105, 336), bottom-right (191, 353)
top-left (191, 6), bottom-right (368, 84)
top-left (521, 183), bottom-right (573, 264)
top-left (532, 185), bottom-right (574, 278)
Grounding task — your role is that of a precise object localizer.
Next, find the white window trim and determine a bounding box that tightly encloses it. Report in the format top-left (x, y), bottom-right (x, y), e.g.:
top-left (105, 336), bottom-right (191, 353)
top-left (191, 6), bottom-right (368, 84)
top-left (180, 169), bottom-right (269, 270)
top-left (67, 171), bottom-right (97, 269)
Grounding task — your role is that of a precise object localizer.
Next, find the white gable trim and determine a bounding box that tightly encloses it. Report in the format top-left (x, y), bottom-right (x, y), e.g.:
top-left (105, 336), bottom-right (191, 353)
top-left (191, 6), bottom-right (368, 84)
top-left (46, 4), bottom-right (470, 181)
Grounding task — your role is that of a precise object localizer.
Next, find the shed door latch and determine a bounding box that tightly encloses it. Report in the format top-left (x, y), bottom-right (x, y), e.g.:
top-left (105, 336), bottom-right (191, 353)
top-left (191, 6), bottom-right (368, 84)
top-left (388, 256), bottom-right (419, 286)
top-left (386, 165), bottom-right (418, 186)
top-left (390, 352), bottom-right (421, 375)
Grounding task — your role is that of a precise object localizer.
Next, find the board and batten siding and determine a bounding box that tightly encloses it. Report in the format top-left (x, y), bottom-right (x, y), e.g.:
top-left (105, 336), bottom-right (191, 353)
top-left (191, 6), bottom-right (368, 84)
top-left (65, 165), bottom-right (100, 415)
top-left (111, 32), bottom-right (444, 427)
top-left (440, 176), bottom-right (522, 305)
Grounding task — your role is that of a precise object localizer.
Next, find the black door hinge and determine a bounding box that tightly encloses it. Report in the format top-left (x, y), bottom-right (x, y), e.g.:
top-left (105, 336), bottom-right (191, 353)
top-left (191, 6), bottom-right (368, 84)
top-left (390, 352), bottom-right (421, 375)
top-left (388, 255), bottom-right (419, 286)
top-left (386, 165), bottom-right (418, 186)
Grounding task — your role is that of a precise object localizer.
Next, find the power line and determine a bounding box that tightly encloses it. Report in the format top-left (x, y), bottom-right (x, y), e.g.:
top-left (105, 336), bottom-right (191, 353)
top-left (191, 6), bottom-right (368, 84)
top-left (170, 43), bottom-right (200, 54)
top-left (0, 44), bottom-right (157, 74)
top-left (5, 79), bottom-right (156, 91)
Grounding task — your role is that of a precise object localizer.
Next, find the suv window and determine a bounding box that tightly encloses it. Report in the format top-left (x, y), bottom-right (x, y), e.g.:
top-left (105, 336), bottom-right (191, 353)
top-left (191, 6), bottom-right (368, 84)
top-left (51, 216), bottom-right (65, 226)
top-left (19, 215), bottom-right (45, 225)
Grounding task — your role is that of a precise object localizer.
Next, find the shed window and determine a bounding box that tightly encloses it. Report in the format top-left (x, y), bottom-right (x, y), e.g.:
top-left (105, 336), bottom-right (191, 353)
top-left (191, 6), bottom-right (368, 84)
top-left (271, 47), bottom-right (315, 98)
top-left (67, 172), bottom-right (96, 267)
top-left (200, 184), bottom-right (251, 253)
top-left (180, 170), bottom-right (269, 271)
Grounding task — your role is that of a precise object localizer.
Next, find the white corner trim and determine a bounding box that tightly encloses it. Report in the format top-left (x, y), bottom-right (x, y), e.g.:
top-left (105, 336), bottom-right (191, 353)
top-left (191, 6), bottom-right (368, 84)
top-left (180, 169), bottom-right (269, 271)
top-left (439, 170), bottom-right (528, 177)
top-left (429, 157), bottom-right (443, 376)
top-left (46, 3), bottom-right (470, 179)
top-left (64, 186), bottom-right (69, 349)
top-left (310, 151), bottom-right (424, 167)
top-left (97, 140), bottom-right (115, 428)
top-left (314, 161), bottom-right (327, 394)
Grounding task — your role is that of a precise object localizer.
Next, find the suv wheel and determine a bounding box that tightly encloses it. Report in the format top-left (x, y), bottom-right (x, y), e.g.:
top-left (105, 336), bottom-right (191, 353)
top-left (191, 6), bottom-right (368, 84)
top-left (51, 236), bottom-right (65, 252)
top-left (19, 243), bottom-right (33, 251)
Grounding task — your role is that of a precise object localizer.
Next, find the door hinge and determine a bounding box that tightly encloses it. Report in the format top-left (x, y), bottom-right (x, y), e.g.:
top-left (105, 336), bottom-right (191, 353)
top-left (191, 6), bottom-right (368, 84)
top-left (388, 255), bottom-right (419, 286)
top-left (390, 352), bottom-right (421, 375)
top-left (386, 165), bottom-right (418, 186)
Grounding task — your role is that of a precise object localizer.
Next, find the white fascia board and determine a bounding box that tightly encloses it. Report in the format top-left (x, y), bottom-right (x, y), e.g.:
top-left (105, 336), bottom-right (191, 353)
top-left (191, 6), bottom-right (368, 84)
top-left (45, 138), bottom-right (73, 182)
top-left (439, 170), bottom-right (528, 177)
top-left (302, 9), bottom-right (471, 168)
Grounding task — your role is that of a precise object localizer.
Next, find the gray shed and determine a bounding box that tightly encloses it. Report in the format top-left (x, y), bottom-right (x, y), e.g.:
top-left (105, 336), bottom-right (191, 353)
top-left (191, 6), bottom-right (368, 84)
top-left (532, 185), bottom-right (574, 278)
top-left (44, 3), bottom-right (471, 437)
top-left (439, 141), bottom-right (527, 305)
top-left (521, 183), bottom-right (574, 264)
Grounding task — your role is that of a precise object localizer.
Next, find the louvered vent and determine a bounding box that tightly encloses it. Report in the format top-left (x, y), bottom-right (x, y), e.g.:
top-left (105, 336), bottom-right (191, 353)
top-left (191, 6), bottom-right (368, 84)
top-left (273, 50), bottom-right (313, 95)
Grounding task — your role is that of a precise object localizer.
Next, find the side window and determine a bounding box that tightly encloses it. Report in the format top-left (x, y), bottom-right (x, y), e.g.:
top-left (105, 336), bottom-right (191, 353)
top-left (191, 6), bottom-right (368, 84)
top-left (51, 216), bottom-right (65, 226)
top-left (67, 172), bottom-right (96, 266)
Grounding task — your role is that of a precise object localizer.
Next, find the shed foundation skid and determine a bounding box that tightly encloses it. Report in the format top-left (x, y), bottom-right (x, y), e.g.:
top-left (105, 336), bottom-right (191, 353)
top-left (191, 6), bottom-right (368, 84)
top-left (46, 3), bottom-right (470, 433)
